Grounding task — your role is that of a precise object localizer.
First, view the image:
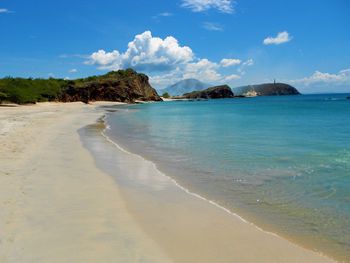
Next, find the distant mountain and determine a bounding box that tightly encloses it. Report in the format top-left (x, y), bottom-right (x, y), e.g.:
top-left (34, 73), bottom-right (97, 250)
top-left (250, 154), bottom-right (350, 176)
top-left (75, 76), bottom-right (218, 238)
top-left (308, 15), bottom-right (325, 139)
top-left (183, 85), bottom-right (234, 99)
top-left (234, 83), bottom-right (300, 96)
top-left (159, 79), bottom-right (211, 96)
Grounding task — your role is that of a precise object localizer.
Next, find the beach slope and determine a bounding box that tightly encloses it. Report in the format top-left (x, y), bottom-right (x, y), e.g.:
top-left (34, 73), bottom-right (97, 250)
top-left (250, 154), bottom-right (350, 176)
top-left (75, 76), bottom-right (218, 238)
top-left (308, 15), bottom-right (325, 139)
top-left (0, 102), bottom-right (336, 263)
top-left (0, 103), bottom-right (171, 263)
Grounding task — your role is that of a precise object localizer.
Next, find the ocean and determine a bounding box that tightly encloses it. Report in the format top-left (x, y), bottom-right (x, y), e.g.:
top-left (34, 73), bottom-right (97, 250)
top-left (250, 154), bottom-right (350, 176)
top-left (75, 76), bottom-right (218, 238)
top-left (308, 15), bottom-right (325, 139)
top-left (103, 94), bottom-right (350, 261)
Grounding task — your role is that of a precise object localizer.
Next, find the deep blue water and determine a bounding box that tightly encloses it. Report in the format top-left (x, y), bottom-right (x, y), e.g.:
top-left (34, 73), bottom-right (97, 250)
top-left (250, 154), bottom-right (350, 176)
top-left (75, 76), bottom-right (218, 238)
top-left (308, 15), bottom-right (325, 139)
top-left (105, 94), bottom-right (350, 261)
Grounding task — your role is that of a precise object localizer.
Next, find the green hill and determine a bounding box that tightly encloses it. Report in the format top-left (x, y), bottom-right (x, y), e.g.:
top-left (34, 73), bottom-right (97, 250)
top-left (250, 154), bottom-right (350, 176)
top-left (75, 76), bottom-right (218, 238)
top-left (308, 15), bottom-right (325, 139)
top-left (0, 69), bottom-right (161, 104)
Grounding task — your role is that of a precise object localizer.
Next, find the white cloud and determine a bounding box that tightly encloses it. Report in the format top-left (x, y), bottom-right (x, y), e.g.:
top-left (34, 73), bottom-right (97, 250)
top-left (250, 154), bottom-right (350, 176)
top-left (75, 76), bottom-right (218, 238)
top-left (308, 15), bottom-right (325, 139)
top-left (181, 0), bottom-right (234, 13)
top-left (224, 74), bottom-right (241, 81)
top-left (87, 31), bottom-right (193, 72)
top-left (89, 50), bottom-right (121, 66)
top-left (87, 31), bottom-right (251, 88)
top-left (149, 70), bottom-right (183, 87)
top-left (150, 58), bottom-right (243, 87)
top-left (151, 63), bottom-right (244, 87)
top-left (203, 22), bottom-right (224, 31)
top-left (238, 58), bottom-right (254, 74)
top-left (263, 31), bottom-right (292, 45)
top-left (291, 69), bottom-right (350, 86)
top-left (220, 58), bottom-right (241, 67)
top-left (153, 12), bottom-right (173, 19)
top-left (242, 58), bottom-right (254, 66)
top-left (184, 59), bottom-right (221, 82)
top-left (69, 69), bottom-right (78, 73)
top-left (158, 12), bottom-right (173, 17)
top-left (0, 8), bottom-right (10, 13)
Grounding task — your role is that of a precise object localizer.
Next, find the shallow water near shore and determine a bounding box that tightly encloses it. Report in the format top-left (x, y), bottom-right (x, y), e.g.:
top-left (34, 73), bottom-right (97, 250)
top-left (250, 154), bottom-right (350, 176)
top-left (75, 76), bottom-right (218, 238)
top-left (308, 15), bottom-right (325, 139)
top-left (100, 94), bottom-right (350, 262)
top-left (79, 121), bottom-right (334, 263)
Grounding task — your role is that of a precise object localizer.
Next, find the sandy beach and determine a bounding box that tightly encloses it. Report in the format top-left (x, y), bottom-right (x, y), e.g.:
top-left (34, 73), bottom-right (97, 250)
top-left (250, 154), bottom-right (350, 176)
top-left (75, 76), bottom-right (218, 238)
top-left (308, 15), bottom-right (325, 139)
top-left (0, 102), bottom-right (171, 263)
top-left (0, 102), bottom-right (337, 263)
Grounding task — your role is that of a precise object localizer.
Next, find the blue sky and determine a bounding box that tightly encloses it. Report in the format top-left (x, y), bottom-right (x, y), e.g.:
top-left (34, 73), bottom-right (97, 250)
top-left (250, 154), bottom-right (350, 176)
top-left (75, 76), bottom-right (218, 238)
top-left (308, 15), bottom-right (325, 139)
top-left (0, 0), bottom-right (349, 93)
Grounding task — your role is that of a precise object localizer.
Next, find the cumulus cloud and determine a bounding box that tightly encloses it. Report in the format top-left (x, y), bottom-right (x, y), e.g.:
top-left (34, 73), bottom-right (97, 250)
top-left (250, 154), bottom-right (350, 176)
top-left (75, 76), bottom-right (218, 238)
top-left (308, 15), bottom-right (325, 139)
top-left (87, 31), bottom-right (193, 72)
top-left (263, 31), bottom-right (292, 45)
top-left (89, 50), bottom-right (121, 67)
top-left (149, 70), bottom-right (183, 87)
top-left (152, 58), bottom-right (241, 85)
top-left (291, 69), bottom-right (350, 86)
top-left (69, 69), bottom-right (78, 73)
top-left (183, 59), bottom-right (221, 82)
top-left (220, 58), bottom-right (241, 67)
top-left (87, 31), bottom-right (251, 88)
top-left (181, 0), bottom-right (234, 13)
top-left (203, 22), bottom-right (224, 31)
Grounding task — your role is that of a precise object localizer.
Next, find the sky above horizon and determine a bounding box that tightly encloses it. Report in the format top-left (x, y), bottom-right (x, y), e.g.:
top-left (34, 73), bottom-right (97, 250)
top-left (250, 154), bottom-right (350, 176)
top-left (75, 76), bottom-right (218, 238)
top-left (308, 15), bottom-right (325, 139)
top-left (0, 0), bottom-right (349, 93)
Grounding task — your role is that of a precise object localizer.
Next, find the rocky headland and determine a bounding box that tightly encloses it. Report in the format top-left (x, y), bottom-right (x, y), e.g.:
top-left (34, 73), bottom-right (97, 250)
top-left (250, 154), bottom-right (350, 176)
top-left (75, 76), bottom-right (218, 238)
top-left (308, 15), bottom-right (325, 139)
top-left (0, 69), bottom-right (161, 104)
top-left (235, 83), bottom-right (300, 97)
top-left (182, 85), bottom-right (235, 99)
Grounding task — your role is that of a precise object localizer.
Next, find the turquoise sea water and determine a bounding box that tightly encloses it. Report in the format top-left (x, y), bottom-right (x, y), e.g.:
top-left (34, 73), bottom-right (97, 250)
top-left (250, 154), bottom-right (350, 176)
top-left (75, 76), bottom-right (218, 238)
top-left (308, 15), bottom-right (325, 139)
top-left (104, 94), bottom-right (350, 261)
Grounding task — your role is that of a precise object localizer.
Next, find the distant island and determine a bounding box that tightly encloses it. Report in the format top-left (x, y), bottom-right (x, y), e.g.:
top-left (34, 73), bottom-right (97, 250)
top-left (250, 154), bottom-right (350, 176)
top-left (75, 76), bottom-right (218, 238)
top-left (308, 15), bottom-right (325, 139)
top-left (234, 83), bottom-right (300, 96)
top-left (182, 85), bottom-right (235, 99)
top-left (161, 79), bottom-right (300, 99)
top-left (169, 82), bottom-right (300, 100)
top-left (0, 69), bottom-right (161, 104)
top-left (159, 79), bottom-right (211, 97)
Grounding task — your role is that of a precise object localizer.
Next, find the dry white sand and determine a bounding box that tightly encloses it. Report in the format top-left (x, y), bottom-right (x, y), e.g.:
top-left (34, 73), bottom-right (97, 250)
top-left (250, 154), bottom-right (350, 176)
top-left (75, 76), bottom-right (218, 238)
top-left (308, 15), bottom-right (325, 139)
top-left (0, 102), bottom-right (171, 263)
top-left (0, 102), bottom-right (337, 263)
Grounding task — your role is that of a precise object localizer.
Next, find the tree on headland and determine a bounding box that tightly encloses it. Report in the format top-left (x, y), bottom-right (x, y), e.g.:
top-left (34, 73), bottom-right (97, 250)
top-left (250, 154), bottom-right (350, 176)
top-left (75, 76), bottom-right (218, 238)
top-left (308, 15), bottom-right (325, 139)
top-left (162, 92), bottom-right (170, 98)
top-left (0, 92), bottom-right (8, 104)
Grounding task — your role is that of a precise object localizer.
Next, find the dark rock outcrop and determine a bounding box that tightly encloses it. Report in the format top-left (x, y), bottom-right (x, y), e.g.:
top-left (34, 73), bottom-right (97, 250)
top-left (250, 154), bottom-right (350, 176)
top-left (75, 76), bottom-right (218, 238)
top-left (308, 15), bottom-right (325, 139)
top-left (235, 83), bottom-right (300, 97)
top-left (60, 69), bottom-right (161, 103)
top-left (183, 85), bottom-right (234, 99)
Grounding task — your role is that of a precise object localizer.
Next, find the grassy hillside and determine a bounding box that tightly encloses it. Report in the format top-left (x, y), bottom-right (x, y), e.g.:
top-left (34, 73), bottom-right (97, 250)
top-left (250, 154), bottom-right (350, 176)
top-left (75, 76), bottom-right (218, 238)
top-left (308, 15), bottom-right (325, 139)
top-left (0, 77), bottom-right (66, 104)
top-left (0, 69), bottom-right (160, 104)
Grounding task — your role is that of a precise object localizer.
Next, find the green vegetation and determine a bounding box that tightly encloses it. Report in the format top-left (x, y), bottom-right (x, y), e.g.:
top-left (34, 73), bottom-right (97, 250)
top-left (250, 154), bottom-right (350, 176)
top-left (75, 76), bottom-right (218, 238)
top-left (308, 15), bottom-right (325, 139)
top-left (162, 92), bottom-right (170, 98)
top-left (0, 69), bottom-right (157, 104)
top-left (0, 91), bottom-right (8, 103)
top-left (0, 77), bottom-right (66, 104)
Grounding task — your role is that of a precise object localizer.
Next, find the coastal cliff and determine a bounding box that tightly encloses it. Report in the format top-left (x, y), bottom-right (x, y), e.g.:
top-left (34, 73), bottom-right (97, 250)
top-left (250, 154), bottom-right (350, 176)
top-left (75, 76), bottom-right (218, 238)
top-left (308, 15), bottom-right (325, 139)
top-left (235, 83), bottom-right (300, 97)
top-left (0, 69), bottom-right (161, 104)
top-left (60, 69), bottom-right (161, 103)
top-left (183, 85), bottom-right (234, 99)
